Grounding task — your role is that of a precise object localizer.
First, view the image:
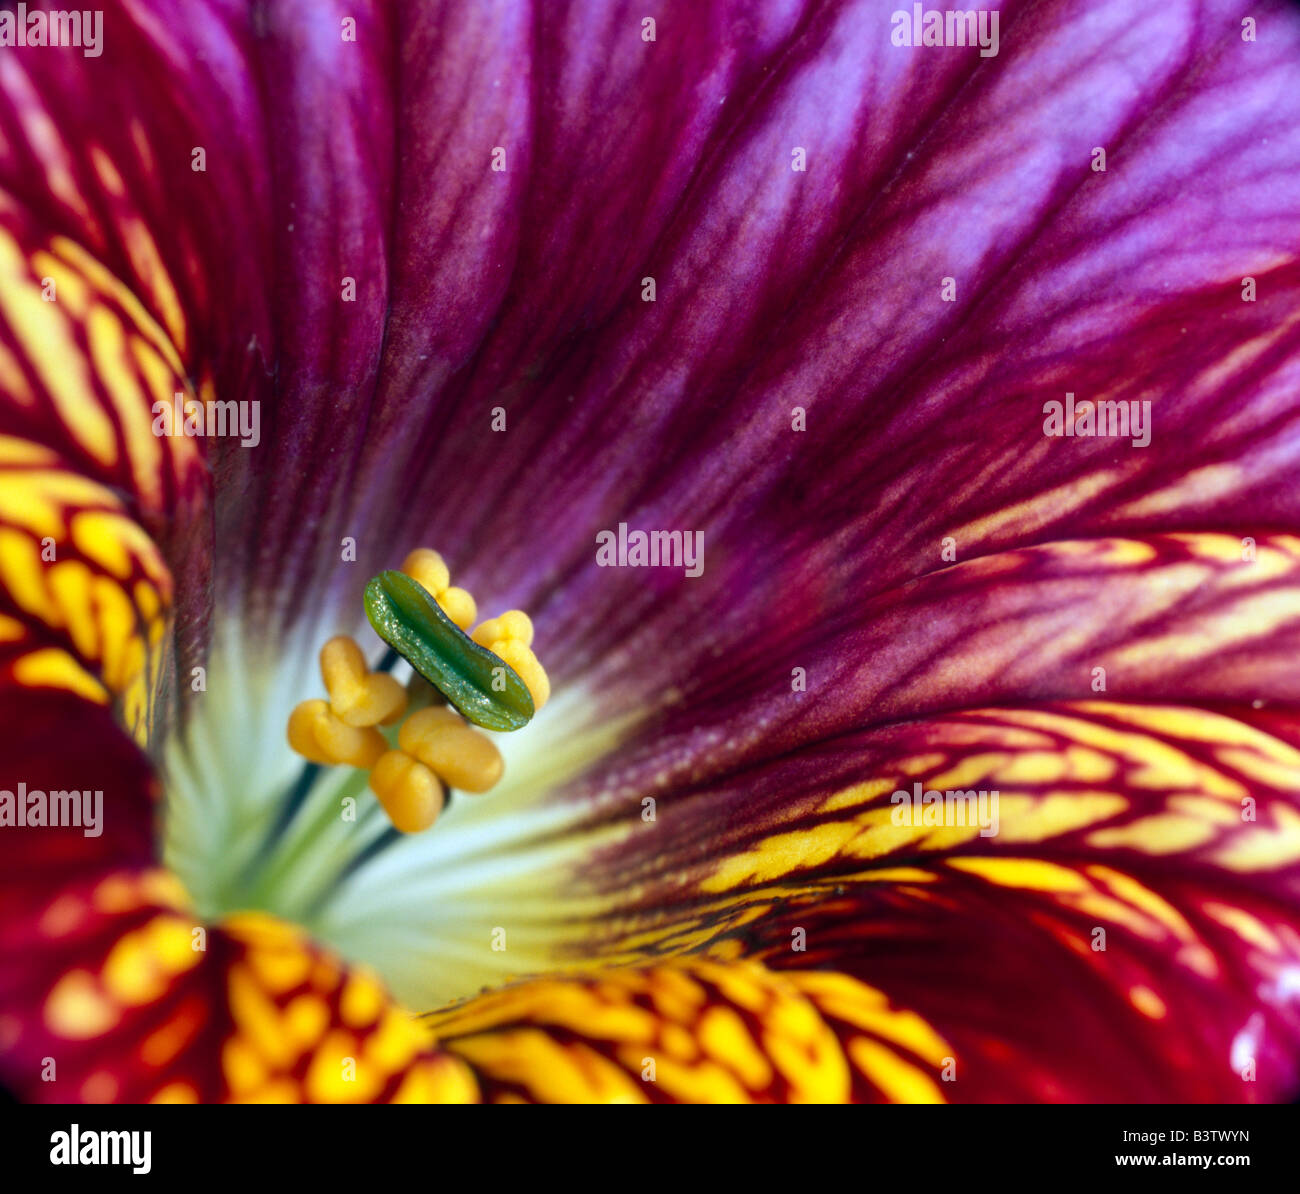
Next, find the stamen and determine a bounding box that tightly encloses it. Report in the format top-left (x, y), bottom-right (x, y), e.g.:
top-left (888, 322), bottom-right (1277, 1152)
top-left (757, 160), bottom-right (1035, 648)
top-left (471, 610), bottom-right (534, 648)
top-left (319, 636), bottom-right (407, 727)
top-left (369, 750), bottom-right (445, 834)
top-left (401, 549), bottom-right (477, 630)
top-left (472, 612), bottom-right (550, 711)
top-left (398, 707), bottom-right (504, 793)
top-left (283, 546), bottom-right (551, 838)
top-left (287, 699), bottom-right (386, 769)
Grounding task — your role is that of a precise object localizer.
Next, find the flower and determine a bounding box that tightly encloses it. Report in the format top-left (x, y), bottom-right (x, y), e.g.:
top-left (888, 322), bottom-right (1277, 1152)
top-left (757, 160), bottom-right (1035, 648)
top-left (2, 0), bottom-right (1300, 1104)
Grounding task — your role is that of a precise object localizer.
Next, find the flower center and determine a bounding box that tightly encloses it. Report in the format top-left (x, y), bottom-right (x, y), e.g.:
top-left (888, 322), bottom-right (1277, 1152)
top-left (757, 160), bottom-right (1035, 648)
top-left (285, 549), bottom-right (550, 835)
top-left (159, 547), bottom-right (632, 1008)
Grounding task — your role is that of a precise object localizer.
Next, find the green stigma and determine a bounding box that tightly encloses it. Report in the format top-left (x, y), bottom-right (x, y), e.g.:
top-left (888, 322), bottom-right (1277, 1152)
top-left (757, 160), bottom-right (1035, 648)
top-left (363, 570), bottom-right (535, 732)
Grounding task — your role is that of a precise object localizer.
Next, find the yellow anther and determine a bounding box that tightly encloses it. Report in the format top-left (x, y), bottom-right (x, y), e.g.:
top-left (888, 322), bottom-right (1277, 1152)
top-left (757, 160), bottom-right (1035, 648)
top-left (288, 548), bottom-right (543, 842)
top-left (495, 638), bottom-right (550, 711)
top-left (471, 610), bottom-right (534, 650)
top-left (369, 750), bottom-right (444, 834)
top-left (400, 549), bottom-right (450, 595)
top-left (436, 586), bottom-right (477, 630)
top-left (398, 705), bottom-right (462, 735)
top-left (287, 699), bottom-right (386, 769)
top-left (471, 610), bottom-right (548, 710)
top-left (401, 548), bottom-right (477, 630)
top-left (319, 636), bottom-right (407, 727)
top-left (287, 700), bottom-right (333, 764)
top-left (397, 707), bottom-right (504, 794)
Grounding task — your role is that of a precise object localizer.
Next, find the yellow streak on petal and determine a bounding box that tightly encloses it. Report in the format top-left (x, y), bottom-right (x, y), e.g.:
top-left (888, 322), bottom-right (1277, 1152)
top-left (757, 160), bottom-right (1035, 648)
top-left (1122, 464), bottom-right (1245, 520)
top-left (31, 248), bottom-right (90, 315)
top-left (1063, 744), bottom-right (1119, 782)
top-left (820, 778), bottom-right (897, 812)
top-left (140, 1006), bottom-right (202, 1068)
top-left (391, 1057), bottom-right (478, 1104)
top-left (1170, 530), bottom-right (1252, 562)
top-left (14, 88), bottom-right (93, 225)
top-left (951, 470), bottom-right (1120, 544)
top-left (0, 236), bottom-right (116, 466)
top-left (1084, 701), bottom-right (1300, 762)
top-left (847, 1037), bottom-right (945, 1102)
top-left (849, 866), bottom-right (937, 883)
top-left (1203, 903), bottom-right (1281, 953)
top-left (94, 576), bottom-right (142, 693)
top-left (0, 340), bottom-right (36, 408)
top-left (947, 857), bottom-right (1090, 893)
top-left (701, 777), bottom-right (1123, 896)
top-left (133, 579), bottom-right (161, 621)
top-left (47, 560), bottom-right (99, 661)
top-left (0, 476), bottom-right (61, 538)
top-left (89, 145), bottom-right (127, 198)
top-left (1085, 814), bottom-right (1217, 854)
top-left (284, 994), bottom-right (330, 1051)
top-left (363, 1007), bottom-right (430, 1071)
top-left (246, 945), bottom-right (312, 996)
top-left (1048, 537), bottom-right (1158, 565)
top-left (94, 874), bottom-right (145, 914)
top-left (0, 469), bottom-right (128, 542)
top-left (228, 963), bottom-right (297, 1070)
top-left (993, 792), bottom-right (1127, 843)
top-left (1084, 866), bottom-right (1197, 942)
top-left (150, 1083), bottom-right (199, 1104)
top-left (926, 752), bottom-right (1007, 789)
top-left (45, 971), bottom-right (118, 1039)
top-left (1011, 707), bottom-right (1248, 798)
top-left (0, 435), bottom-right (53, 464)
top-left (1108, 590), bottom-right (1300, 672)
top-left (339, 971), bottom-right (386, 1029)
top-left (898, 752), bottom-right (946, 776)
top-left (1168, 794), bottom-right (1245, 826)
top-left (222, 1037), bottom-right (268, 1098)
top-left (69, 511), bottom-right (133, 580)
top-left (1210, 806), bottom-right (1300, 873)
top-left (49, 233), bottom-right (188, 375)
top-left (648, 1051), bottom-right (757, 1103)
top-left (102, 916), bottom-right (201, 1007)
top-left (1225, 545), bottom-right (1296, 584)
top-left (86, 304), bottom-right (163, 510)
top-left (787, 971), bottom-right (950, 1066)
top-left (1129, 986), bottom-right (1166, 1020)
top-left (140, 869), bottom-right (192, 912)
top-left (117, 213), bottom-right (189, 360)
top-left (700, 821), bottom-right (861, 893)
top-left (454, 1030), bottom-right (650, 1103)
top-left (1215, 748), bottom-right (1300, 792)
top-left (13, 648), bottom-right (108, 703)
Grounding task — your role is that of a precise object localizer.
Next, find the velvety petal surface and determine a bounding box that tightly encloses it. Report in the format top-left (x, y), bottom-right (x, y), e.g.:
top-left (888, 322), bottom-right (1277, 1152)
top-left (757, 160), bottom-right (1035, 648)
top-left (426, 956), bottom-right (951, 1102)
top-left (542, 701), bottom-right (1300, 1100)
top-left (309, 2), bottom-right (1300, 1106)
top-left (0, 689), bottom-right (474, 1102)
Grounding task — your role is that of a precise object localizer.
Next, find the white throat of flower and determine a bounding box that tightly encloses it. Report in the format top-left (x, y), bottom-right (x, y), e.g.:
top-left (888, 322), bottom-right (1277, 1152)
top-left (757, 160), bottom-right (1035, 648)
top-left (160, 602), bottom-right (635, 1009)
